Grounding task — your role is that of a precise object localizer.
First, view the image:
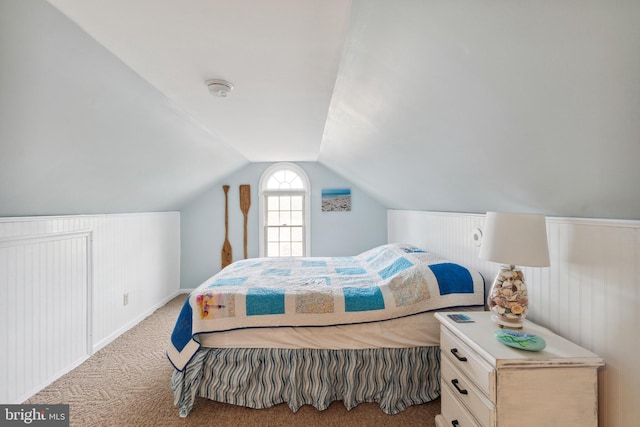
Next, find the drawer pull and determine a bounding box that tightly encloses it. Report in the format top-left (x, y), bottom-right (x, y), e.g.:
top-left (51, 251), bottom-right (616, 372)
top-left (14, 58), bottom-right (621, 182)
top-left (451, 421), bottom-right (459, 426)
top-left (451, 378), bottom-right (468, 395)
top-left (450, 348), bottom-right (467, 362)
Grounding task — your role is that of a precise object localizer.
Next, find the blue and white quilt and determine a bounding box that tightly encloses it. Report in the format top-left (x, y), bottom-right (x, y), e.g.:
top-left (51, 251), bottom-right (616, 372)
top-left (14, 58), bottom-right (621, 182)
top-left (168, 243), bottom-right (485, 371)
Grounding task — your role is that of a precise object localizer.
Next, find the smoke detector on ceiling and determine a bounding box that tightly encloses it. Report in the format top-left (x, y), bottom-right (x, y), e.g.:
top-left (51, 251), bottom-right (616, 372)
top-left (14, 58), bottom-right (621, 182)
top-left (206, 79), bottom-right (233, 97)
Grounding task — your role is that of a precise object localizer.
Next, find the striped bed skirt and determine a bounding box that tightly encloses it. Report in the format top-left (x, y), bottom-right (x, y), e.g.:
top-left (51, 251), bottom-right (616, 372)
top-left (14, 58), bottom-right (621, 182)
top-left (171, 346), bottom-right (441, 417)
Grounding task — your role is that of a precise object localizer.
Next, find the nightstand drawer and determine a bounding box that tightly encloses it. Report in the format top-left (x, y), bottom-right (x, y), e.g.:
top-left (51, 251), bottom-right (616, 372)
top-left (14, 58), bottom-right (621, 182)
top-left (440, 383), bottom-right (482, 427)
top-left (441, 327), bottom-right (495, 401)
top-left (442, 356), bottom-right (495, 427)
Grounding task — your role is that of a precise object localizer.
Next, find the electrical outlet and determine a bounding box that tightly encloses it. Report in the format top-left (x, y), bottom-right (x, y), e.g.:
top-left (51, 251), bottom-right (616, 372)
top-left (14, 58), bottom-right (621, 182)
top-left (123, 293), bottom-right (129, 306)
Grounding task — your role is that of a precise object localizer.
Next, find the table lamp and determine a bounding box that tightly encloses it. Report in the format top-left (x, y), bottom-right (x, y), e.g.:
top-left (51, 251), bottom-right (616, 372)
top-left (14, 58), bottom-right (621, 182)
top-left (479, 212), bottom-right (550, 328)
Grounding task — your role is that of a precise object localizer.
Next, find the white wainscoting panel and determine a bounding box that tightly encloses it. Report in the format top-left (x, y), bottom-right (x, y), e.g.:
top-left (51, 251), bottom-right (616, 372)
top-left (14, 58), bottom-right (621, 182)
top-left (388, 210), bottom-right (494, 281)
top-left (388, 210), bottom-right (640, 427)
top-left (0, 212), bottom-right (180, 403)
top-left (0, 232), bottom-right (91, 404)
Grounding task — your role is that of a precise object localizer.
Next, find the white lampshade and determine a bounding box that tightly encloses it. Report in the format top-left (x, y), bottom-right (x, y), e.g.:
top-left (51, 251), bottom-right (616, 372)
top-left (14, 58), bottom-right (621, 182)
top-left (479, 212), bottom-right (550, 267)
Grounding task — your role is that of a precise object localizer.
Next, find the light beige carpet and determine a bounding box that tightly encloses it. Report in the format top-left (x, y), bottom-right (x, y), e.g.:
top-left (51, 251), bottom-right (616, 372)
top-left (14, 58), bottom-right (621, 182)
top-left (26, 294), bottom-right (439, 426)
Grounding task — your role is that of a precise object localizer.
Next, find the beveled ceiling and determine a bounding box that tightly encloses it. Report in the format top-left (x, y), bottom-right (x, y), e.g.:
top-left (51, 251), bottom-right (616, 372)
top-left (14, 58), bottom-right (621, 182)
top-left (48, 0), bottom-right (352, 162)
top-left (3, 0), bottom-right (638, 219)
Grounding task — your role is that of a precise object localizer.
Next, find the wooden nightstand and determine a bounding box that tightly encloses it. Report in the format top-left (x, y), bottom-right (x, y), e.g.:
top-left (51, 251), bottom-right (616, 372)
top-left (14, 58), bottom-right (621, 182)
top-left (434, 312), bottom-right (604, 427)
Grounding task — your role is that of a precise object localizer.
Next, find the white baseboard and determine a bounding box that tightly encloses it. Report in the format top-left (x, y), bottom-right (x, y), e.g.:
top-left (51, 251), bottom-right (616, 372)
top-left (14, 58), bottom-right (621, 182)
top-left (15, 355), bottom-right (90, 404)
top-left (92, 290), bottom-right (187, 353)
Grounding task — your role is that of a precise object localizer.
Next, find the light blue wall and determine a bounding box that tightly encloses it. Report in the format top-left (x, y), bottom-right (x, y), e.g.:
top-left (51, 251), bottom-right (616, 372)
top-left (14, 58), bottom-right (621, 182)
top-left (180, 162), bottom-right (388, 289)
top-left (0, 0), bottom-right (247, 217)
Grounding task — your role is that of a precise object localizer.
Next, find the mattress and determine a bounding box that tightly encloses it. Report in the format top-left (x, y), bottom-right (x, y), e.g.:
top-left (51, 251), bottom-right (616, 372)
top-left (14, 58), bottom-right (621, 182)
top-left (198, 306), bottom-right (481, 349)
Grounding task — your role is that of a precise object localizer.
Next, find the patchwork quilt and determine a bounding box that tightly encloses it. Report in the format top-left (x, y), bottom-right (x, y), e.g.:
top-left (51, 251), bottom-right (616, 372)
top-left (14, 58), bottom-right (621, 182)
top-left (168, 243), bottom-right (485, 371)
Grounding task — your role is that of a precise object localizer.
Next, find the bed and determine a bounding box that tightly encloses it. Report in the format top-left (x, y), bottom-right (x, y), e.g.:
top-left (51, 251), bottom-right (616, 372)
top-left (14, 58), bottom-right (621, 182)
top-left (168, 243), bottom-right (485, 417)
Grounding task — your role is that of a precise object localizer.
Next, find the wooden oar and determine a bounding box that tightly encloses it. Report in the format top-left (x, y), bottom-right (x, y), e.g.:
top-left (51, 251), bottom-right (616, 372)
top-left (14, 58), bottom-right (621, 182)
top-left (221, 185), bottom-right (232, 268)
top-left (239, 185), bottom-right (251, 259)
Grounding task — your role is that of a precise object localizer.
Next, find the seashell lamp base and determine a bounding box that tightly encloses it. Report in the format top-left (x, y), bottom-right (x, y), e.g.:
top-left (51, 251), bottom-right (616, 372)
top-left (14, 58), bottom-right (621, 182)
top-left (487, 266), bottom-right (528, 329)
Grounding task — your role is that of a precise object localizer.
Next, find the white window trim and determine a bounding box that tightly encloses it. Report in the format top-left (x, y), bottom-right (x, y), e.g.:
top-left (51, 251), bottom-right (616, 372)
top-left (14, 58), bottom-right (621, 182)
top-left (258, 162), bottom-right (311, 257)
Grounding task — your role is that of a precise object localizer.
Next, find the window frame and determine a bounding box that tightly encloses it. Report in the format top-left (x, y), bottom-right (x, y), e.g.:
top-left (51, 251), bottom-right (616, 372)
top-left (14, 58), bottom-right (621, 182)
top-left (258, 162), bottom-right (311, 257)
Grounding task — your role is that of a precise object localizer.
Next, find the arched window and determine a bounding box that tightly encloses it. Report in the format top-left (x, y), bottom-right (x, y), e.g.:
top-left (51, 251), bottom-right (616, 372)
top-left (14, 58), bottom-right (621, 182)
top-left (258, 163), bottom-right (311, 257)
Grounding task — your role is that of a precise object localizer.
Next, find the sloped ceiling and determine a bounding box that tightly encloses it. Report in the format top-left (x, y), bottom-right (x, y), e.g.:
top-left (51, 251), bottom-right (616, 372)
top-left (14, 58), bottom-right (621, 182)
top-left (321, 0), bottom-right (640, 219)
top-left (2, 0), bottom-right (640, 219)
top-left (46, 0), bottom-right (351, 162)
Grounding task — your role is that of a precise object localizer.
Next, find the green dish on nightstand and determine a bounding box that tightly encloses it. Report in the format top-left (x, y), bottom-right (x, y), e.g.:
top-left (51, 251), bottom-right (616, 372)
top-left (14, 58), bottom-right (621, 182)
top-left (495, 329), bottom-right (547, 351)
